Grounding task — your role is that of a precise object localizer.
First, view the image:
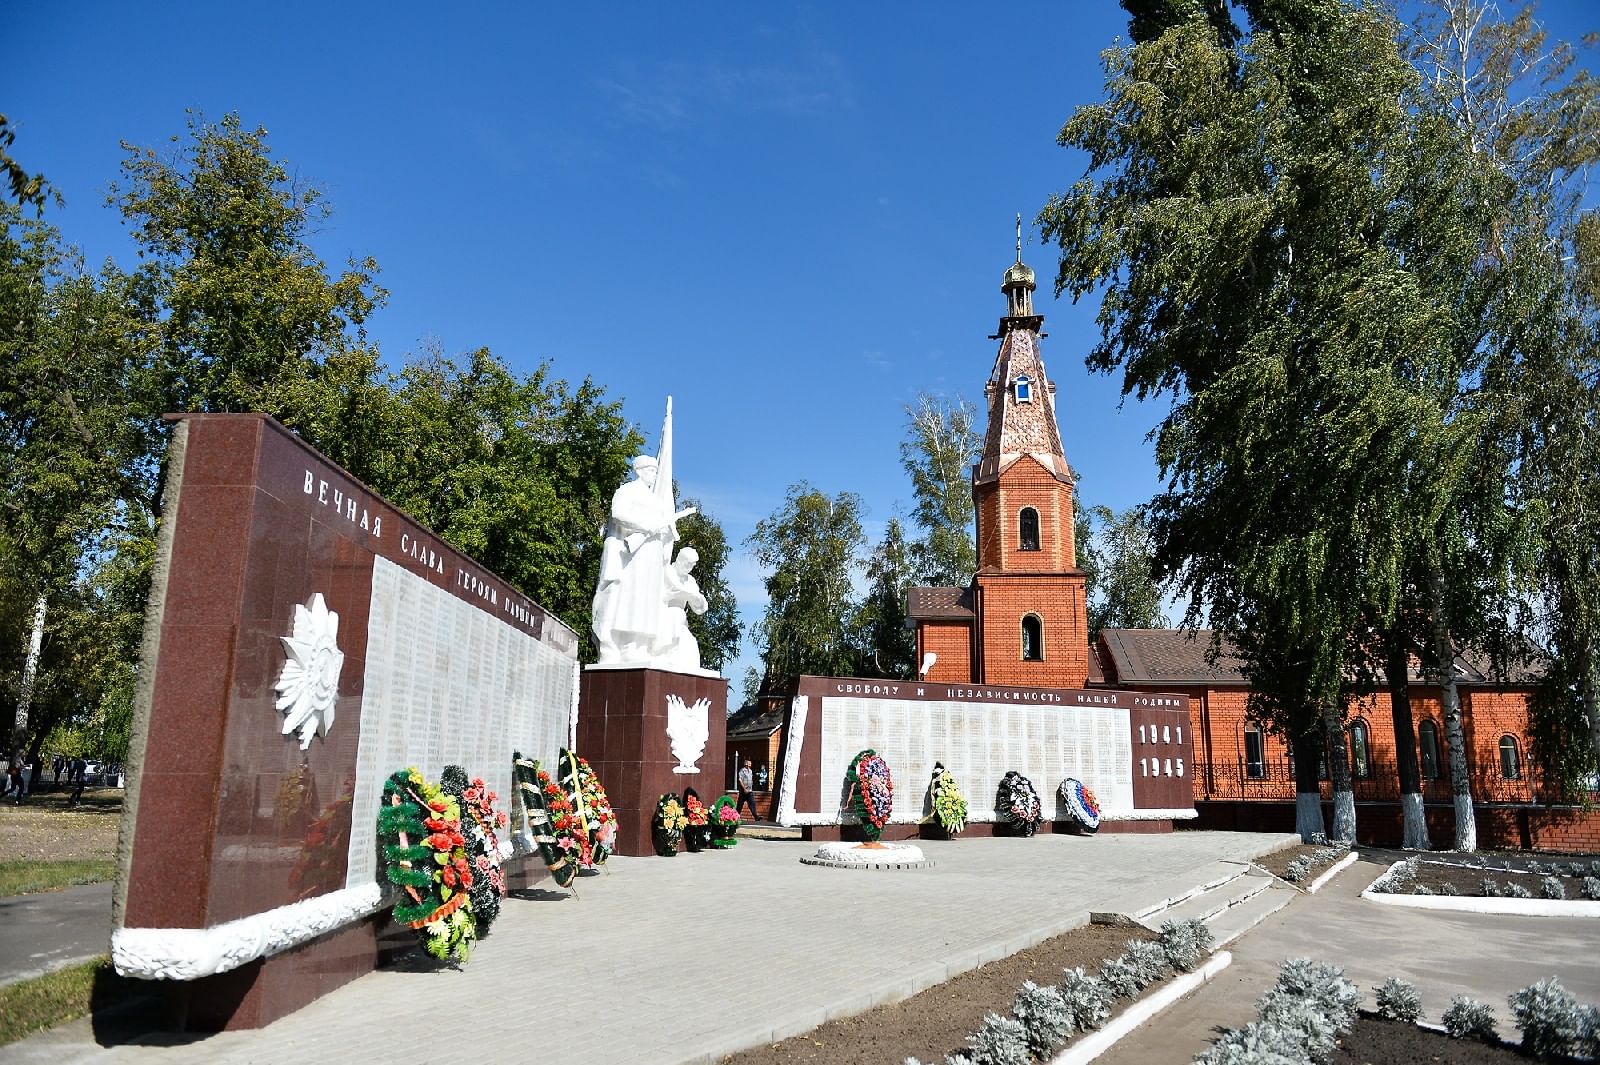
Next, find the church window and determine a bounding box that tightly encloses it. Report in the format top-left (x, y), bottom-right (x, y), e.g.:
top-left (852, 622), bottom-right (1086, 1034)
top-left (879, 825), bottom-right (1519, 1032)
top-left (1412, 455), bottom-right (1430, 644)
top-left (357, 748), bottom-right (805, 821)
top-left (1021, 614), bottom-right (1043, 660)
top-left (1349, 720), bottom-right (1371, 779)
top-left (1499, 735), bottom-right (1522, 780)
top-left (1418, 721), bottom-right (1441, 780)
top-left (1019, 507), bottom-right (1040, 551)
top-left (1244, 726), bottom-right (1265, 779)
top-left (1014, 374), bottom-right (1032, 402)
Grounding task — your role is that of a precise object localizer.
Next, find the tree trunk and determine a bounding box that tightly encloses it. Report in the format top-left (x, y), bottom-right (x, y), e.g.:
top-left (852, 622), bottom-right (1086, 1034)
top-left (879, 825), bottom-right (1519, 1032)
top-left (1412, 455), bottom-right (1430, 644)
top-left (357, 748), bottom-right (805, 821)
top-left (1428, 566), bottom-right (1476, 852)
top-left (11, 595), bottom-right (46, 766)
top-left (1386, 629), bottom-right (1430, 850)
top-left (1323, 699), bottom-right (1356, 842)
top-left (1292, 730), bottom-right (1326, 842)
top-left (1583, 655), bottom-right (1600, 783)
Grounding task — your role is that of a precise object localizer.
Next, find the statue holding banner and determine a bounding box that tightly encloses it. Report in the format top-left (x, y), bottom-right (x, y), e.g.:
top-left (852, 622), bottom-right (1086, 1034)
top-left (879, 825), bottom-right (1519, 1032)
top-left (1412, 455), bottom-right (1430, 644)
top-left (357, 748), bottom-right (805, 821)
top-left (592, 398), bottom-right (702, 668)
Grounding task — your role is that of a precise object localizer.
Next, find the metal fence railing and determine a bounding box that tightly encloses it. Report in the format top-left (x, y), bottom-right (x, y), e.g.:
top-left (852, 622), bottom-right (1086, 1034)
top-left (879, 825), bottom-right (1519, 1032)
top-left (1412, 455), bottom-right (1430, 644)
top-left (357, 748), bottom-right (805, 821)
top-left (1193, 757), bottom-right (1537, 804)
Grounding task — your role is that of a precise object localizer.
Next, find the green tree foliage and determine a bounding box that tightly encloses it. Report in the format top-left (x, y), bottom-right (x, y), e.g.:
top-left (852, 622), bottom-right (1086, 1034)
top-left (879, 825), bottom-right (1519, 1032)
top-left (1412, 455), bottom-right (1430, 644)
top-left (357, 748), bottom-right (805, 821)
top-left (677, 499), bottom-right (740, 672)
top-left (1083, 505), bottom-right (1168, 641)
top-left (900, 392), bottom-right (980, 587)
top-left (1042, 0), bottom-right (1478, 839)
top-left (0, 114), bottom-right (56, 212)
top-left (1408, 0), bottom-right (1600, 795)
top-left (746, 484), bottom-right (866, 692)
top-left (854, 518), bottom-right (916, 679)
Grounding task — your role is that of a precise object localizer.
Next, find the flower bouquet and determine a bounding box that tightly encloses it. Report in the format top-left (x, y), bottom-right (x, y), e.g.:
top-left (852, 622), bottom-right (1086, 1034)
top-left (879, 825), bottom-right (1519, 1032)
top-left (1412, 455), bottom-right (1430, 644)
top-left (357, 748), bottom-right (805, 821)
top-left (560, 748), bottom-right (617, 868)
top-left (845, 749), bottom-right (893, 842)
top-left (925, 761), bottom-right (967, 837)
top-left (709, 794), bottom-right (740, 847)
top-left (442, 764), bottom-right (510, 936)
top-left (652, 793), bottom-right (688, 856)
top-left (1058, 777), bottom-right (1101, 834)
top-left (376, 768), bottom-right (477, 962)
top-left (682, 787), bottom-right (712, 852)
top-left (998, 770), bottom-right (1043, 837)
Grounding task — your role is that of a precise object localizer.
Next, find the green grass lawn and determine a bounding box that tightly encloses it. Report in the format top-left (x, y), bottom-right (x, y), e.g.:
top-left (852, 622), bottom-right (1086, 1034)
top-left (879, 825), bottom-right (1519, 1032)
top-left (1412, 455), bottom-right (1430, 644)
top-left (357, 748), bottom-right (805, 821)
top-left (0, 859), bottom-right (116, 897)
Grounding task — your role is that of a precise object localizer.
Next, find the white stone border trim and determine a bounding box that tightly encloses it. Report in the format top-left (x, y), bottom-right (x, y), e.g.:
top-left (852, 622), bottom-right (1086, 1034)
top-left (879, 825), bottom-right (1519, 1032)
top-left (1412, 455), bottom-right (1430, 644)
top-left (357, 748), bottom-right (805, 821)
top-left (774, 695), bottom-right (808, 826)
top-left (1048, 950), bottom-right (1233, 1065)
top-left (1307, 851), bottom-right (1360, 894)
top-left (1361, 861), bottom-right (1600, 917)
top-left (112, 883), bottom-right (384, 980)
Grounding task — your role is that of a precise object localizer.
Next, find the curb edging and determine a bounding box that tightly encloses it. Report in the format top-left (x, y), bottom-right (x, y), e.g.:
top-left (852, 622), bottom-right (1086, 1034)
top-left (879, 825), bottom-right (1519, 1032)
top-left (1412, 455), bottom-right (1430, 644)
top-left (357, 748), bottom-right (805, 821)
top-left (1306, 851), bottom-right (1360, 894)
top-left (1047, 950), bottom-right (1234, 1065)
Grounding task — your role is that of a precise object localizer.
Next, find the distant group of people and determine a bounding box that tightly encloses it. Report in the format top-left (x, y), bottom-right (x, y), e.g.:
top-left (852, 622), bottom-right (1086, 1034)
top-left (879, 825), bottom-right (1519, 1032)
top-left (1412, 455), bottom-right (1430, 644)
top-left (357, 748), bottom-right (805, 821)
top-left (1, 752), bottom-right (101, 804)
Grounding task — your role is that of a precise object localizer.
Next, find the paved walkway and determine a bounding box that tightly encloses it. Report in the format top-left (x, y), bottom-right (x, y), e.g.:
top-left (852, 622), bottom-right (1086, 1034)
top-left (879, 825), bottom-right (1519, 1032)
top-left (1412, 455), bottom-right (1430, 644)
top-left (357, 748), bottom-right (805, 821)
top-left (0, 881), bottom-right (114, 990)
top-left (0, 831), bottom-right (1291, 1065)
top-left (1099, 855), bottom-right (1600, 1064)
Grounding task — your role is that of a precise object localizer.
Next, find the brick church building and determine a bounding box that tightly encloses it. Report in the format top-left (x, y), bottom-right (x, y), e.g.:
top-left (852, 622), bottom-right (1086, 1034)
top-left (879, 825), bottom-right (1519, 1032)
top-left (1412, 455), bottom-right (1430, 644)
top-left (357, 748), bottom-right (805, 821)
top-left (898, 241), bottom-right (1598, 851)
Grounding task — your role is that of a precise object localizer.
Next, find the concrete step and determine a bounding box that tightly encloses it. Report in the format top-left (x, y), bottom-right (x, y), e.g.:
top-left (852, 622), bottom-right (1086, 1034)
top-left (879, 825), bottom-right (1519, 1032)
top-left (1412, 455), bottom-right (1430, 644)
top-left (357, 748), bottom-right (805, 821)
top-left (1131, 866), bottom-right (1248, 923)
top-left (1206, 879), bottom-right (1296, 948)
top-left (1146, 871), bottom-right (1271, 930)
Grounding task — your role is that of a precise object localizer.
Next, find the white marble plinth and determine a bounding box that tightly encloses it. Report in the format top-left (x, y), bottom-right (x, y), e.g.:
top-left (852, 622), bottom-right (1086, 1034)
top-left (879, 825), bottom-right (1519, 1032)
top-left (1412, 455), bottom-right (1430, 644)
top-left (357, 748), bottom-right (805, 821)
top-left (800, 841), bottom-right (933, 870)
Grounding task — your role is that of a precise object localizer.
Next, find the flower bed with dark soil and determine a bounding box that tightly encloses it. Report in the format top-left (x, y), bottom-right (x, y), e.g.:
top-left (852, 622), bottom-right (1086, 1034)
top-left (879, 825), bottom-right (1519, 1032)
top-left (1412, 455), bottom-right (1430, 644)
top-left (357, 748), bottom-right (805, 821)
top-left (720, 922), bottom-right (1155, 1065)
top-left (1371, 854), bottom-right (1600, 899)
top-left (1332, 1013), bottom-right (1544, 1065)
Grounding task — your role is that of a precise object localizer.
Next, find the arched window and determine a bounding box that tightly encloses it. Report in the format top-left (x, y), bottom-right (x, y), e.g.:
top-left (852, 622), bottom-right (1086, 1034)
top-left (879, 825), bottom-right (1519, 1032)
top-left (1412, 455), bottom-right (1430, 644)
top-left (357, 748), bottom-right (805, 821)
top-left (1499, 735), bottom-right (1522, 780)
top-left (1019, 507), bottom-right (1040, 551)
top-left (1349, 720), bottom-right (1371, 780)
top-left (1014, 374), bottom-right (1032, 403)
top-left (1021, 614), bottom-right (1043, 660)
top-left (1244, 726), bottom-right (1265, 779)
top-left (1418, 721), bottom-right (1441, 780)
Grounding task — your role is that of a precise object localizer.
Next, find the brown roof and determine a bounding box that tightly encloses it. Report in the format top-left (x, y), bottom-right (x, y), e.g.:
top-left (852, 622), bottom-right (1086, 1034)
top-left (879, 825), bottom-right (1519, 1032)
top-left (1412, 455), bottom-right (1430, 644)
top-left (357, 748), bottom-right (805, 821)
top-left (726, 701), bottom-right (785, 739)
top-left (906, 585), bottom-right (975, 620)
top-left (1099, 629), bottom-right (1249, 686)
top-left (1098, 628), bottom-right (1545, 689)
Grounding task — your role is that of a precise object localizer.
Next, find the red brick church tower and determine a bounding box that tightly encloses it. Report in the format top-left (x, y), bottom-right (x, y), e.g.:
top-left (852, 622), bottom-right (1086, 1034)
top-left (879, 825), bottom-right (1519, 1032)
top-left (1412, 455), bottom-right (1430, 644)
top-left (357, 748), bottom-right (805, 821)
top-left (909, 226), bottom-right (1090, 688)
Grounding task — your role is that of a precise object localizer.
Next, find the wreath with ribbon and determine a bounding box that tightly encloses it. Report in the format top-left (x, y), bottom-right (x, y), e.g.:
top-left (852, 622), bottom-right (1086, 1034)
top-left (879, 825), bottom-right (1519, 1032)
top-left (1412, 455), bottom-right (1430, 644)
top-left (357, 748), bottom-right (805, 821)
top-left (845, 749), bottom-right (893, 841)
top-left (652, 793), bottom-right (688, 856)
top-left (442, 764), bottom-right (510, 935)
top-left (513, 753), bottom-right (579, 890)
top-left (1058, 777), bottom-right (1101, 834)
top-left (927, 761), bottom-right (967, 836)
top-left (376, 768), bottom-right (477, 962)
top-left (682, 787), bottom-right (712, 851)
top-left (709, 794), bottom-right (740, 847)
top-left (999, 770), bottom-right (1043, 836)
top-left (560, 748), bottom-right (617, 868)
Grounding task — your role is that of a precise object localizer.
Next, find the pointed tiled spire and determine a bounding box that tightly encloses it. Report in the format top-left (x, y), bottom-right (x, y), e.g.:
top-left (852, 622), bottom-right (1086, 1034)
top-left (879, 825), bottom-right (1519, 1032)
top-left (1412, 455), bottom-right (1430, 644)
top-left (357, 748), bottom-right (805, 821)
top-left (975, 228), bottom-right (1071, 486)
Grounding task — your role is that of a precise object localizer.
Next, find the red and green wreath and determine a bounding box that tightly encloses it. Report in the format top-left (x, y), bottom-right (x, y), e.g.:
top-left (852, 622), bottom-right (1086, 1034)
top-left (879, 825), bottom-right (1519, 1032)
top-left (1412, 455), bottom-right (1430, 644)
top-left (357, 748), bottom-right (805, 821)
top-left (709, 794), bottom-right (740, 847)
top-left (443, 765), bottom-right (510, 934)
top-left (376, 768), bottom-right (476, 962)
top-left (560, 748), bottom-right (617, 867)
top-left (845, 749), bottom-right (894, 841)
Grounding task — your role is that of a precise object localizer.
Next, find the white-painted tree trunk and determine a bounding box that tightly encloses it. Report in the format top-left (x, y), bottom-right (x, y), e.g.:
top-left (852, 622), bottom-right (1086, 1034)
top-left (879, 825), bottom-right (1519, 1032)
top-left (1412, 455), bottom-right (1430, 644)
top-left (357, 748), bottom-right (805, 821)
top-left (1453, 792), bottom-right (1477, 852)
top-left (1295, 792), bottom-right (1324, 842)
top-left (1331, 790), bottom-right (1356, 843)
top-left (1400, 792), bottom-right (1429, 850)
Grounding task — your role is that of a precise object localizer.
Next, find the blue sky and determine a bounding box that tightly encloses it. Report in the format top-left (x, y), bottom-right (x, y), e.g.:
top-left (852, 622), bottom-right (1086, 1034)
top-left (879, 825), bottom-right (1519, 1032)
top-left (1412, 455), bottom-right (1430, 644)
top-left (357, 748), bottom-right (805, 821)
top-left (9, 3), bottom-right (1596, 702)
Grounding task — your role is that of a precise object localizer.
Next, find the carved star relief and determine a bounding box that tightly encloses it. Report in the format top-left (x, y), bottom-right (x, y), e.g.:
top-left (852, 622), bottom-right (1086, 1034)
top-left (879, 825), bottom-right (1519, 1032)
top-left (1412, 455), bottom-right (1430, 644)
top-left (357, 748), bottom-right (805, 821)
top-left (274, 593), bottom-right (345, 749)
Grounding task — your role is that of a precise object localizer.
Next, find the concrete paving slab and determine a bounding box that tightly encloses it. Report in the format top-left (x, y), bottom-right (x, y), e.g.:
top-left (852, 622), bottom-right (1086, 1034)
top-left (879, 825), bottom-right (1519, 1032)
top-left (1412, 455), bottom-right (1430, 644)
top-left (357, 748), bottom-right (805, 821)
top-left (0, 831), bottom-right (1294, 1065)
top-left (0, 881), bottom-right (113, 990)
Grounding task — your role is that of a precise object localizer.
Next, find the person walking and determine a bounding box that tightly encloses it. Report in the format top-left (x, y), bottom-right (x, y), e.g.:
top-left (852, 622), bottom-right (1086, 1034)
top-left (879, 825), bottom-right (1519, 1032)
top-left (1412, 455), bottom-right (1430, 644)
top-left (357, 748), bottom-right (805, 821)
top-left (6, 753), bottom-right (24, 804)
top-left (735, 759), bottom-right (760, 822)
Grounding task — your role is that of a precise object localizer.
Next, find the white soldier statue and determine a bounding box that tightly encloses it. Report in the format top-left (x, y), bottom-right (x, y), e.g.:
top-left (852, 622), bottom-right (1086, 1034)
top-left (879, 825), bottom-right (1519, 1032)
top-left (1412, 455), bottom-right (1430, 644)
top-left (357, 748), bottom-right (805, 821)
top-left (591, 398), bottom-right (706, 669)
top-left (661, 547), bottom-right (709, 672)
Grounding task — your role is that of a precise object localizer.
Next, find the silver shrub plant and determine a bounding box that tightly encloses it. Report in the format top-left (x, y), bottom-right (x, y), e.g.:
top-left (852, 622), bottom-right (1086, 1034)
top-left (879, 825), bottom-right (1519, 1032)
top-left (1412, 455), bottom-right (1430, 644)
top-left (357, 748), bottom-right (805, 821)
top-left (1506, 882), bottom-right (1533, 899)
top-left (1011, 980), bottom-right (1073, 1057)
top-left (1283, 856), bottom-right (1312, 882)
top-left (1482, 878), bottom-right (1503, 897)
top-left (1098, 953), bottom-right (1143, 999)
top-left (1441, 996), bottom-right (1498, 1040)
top-left (1057, 966), bottom-right (1113, 1032)
top-left (1581, 876), bottom-right (1600, 901)
top-left (1540, 875), bottom-right (1566, 900)
top-left (1509, 977), bottom-right (1583, 1059)
top-left (1194, 1020), bottom-right (1313, 1065)
top-left (1122, 938), bottom-right (1171, 987)
top-left (1159, 918), bottom-right (1215, 972)
top-left (1374, 977), bottom-right (1422, 1023)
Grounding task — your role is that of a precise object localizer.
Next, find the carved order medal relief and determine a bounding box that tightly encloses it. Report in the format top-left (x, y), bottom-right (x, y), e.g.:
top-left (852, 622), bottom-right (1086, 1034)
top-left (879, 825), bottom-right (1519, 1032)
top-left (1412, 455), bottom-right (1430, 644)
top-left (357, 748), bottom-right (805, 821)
top-left (274, 593), bottom-right (345, 749)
